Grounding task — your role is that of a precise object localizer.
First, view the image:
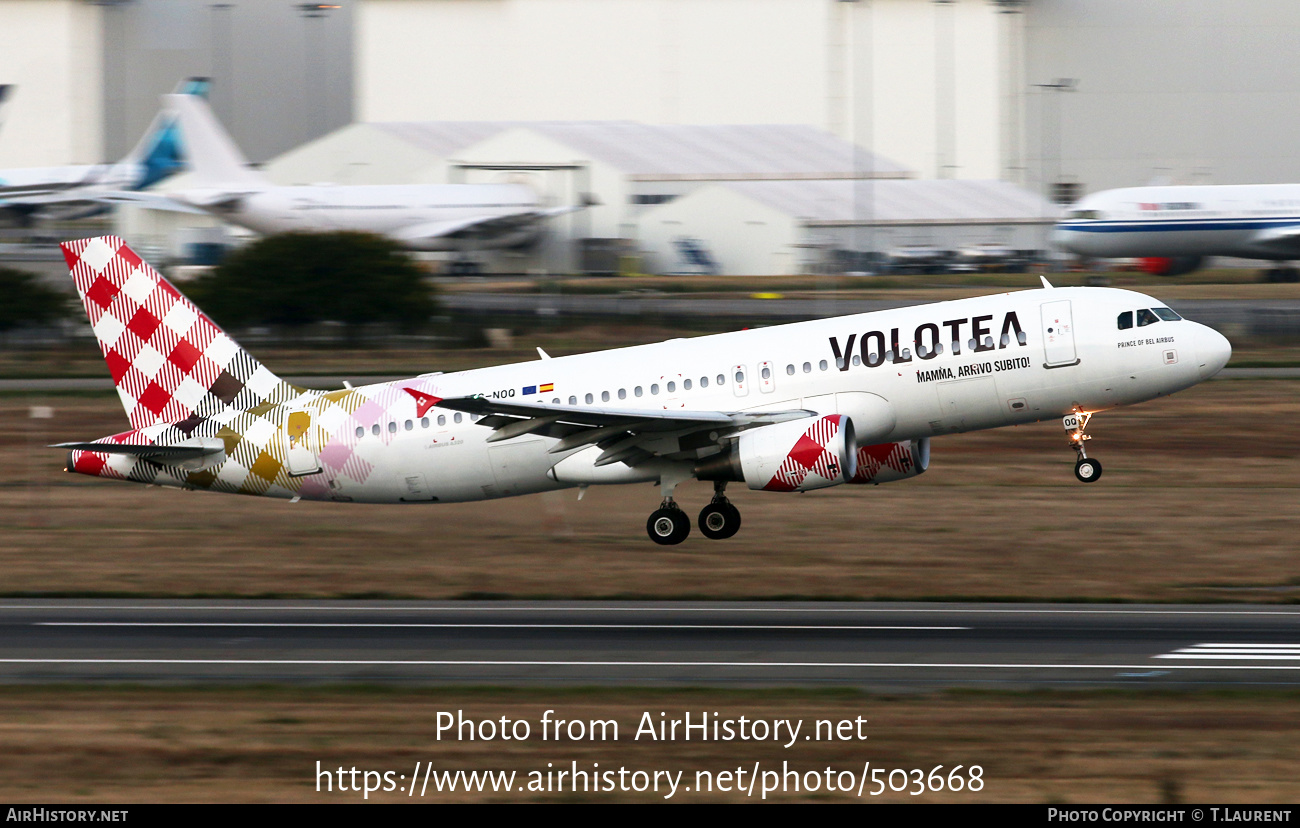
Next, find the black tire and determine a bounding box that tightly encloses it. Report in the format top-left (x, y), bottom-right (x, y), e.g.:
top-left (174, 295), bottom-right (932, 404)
top-left (647, 507), bottom-right (690, 545)
top-left (1074, 457), bottom-right (1103, 483)
top-left (698, 502), bottom-right (742, 540)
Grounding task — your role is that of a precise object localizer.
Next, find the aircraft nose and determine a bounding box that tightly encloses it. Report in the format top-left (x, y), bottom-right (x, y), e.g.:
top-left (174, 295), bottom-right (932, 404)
top-left (1194, 324), bottom-right (1232, 380)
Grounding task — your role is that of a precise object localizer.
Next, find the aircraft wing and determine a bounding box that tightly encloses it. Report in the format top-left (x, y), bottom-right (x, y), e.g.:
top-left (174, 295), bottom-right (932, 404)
top-left (392, 194), bottom-right (599, 246)
top-left (392, 212), bottom-right (550, 244)
top-left (87, 190), bottom-right (214, 214)
top-left (431, 393), bottom-right (812, 466)
top-left (1246, 224), bottom-right (1300, 257)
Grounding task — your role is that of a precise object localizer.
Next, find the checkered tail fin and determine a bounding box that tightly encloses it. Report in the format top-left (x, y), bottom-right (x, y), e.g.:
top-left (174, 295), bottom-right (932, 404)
top-left (62, 235), bottom-right (302, 431)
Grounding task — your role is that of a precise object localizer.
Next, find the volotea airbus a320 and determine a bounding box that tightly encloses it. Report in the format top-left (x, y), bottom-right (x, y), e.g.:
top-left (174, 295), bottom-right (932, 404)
top-left (55, 236), bottom-right (1230, 544)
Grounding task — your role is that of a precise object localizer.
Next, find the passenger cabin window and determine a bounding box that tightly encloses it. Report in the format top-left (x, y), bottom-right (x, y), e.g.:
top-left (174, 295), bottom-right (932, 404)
top-left (1118, 311), bottom-right (1133, 330)
top-left (716, 374), bottom-right (725, 386)
top-left (1153, 307), bottom-right (1182, 321)
top-left (585, 393), bottom-right (594, 404)
top-left (453, 413), bottom-right (463, 423)
top-left (684, 379), bottom-right (692, 390)
top-left (1136, 308), bottom-right (1159, 327)
top-left (667, 381), bottom-right (676, 392)
top-left (569, 395), bottom-right (578, 405)
top-left (437, 415), bottom-right (446, 426)
top-left (803, 362), bottom-right (811, 373)
top-left (700, 377), bottom-right (708, 388)
top-left (601, 391), bottom-right (610, 402)
top-left (819, 360), bottom-right (828, 371)
top-left (786, 364), bottom-right (795, 375)
top-left (635, 386), bottom-right (643, 397)
top-left (651, 384), bottom-right (660, 394)
top-left (618, 388), bottom-right (627, 400)
top-left (421, 417), bottom-right (429, 428)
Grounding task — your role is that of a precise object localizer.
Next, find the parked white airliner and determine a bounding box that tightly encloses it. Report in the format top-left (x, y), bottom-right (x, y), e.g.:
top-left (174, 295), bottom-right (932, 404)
top-left (1054, 183), bottom-right (1300, 280)
top-left (111, 95), bottom-right (590, 272)
top-left (55, 236), bottom-right (1230, 544)
top-left (0, 79), bottom-right (208, 224)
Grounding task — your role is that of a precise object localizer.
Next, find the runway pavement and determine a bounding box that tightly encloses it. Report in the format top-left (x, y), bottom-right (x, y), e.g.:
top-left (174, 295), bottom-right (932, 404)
top-left (4, 600), bottom-right (1300, 689)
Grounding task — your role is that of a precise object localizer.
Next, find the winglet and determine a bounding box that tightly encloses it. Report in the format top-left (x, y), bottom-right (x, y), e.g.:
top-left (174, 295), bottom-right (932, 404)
top-left (1039, 275), bottom-right (1055, 289)
top-left (537, 347), bottom-right (551, 360)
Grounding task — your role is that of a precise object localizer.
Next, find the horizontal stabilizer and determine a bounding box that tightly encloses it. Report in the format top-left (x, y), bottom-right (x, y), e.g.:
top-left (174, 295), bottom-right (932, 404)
top-left (52, 439), bottom-right (223, 462)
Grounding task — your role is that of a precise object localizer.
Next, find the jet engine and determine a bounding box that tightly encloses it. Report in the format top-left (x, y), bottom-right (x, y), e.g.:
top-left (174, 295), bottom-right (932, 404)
top-left (847, 438), bottom-right (930, 484)
top-left (1138, 256), bottom-right (1203, 276)
top-left (695, 415), bottom-right (856, 492)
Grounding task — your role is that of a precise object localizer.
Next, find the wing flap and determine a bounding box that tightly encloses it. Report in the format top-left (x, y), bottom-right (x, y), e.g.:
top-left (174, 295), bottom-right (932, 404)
top-left (435, 394), bottom-right (814, 465)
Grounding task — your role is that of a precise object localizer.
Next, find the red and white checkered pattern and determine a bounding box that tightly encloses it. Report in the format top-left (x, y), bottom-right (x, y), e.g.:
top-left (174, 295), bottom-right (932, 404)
top-left (850, 441), bottom-right (917, 484)
top-left (763, 415), bottom-right (848, 492)
top-left (62, 236), bottom-right (298, 431)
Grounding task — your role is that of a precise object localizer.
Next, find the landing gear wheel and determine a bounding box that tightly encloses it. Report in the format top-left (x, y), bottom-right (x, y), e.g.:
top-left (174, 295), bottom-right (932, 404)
top-left (698, 501), bottom-right (741, 540)
top-left (647, 506), bottom-right (691, 545)
top-left (1074, 457), bottom-right (1102, 483)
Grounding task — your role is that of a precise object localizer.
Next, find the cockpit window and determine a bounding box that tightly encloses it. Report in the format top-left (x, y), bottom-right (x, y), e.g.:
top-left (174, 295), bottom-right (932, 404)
top-left (1117, 311), bottom-right (1133, 330)
top-left (1136, 308), bottom-right (1160, 327)
top-left (1152, 307), bottom-right (1181, 321)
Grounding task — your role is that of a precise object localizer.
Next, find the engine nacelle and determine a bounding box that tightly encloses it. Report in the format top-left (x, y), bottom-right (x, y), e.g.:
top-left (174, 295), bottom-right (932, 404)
top-left (848, 438), bottom-right (930, 484)
top-left (1138, 256), bottom-right (1203, 277)
top-left (734, 415), bottom-right (856, 492)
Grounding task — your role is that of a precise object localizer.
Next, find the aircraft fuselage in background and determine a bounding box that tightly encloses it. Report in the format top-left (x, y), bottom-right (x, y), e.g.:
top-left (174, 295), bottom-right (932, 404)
top-left (177, 182), bottom-right (545, 252)
top-left (1054, 183), bottom-right (1300, 276)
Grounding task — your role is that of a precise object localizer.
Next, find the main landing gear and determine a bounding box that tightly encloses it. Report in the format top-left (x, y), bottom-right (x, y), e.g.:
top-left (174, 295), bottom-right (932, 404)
top-left (646, 480), bottom-right (742, 545)
top-left (1065, 411), bottom-right (1103, 483)
top-left (698, 481), bottom-right (741, 540)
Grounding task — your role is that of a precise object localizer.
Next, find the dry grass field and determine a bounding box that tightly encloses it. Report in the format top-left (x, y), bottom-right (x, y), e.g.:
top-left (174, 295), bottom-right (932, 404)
top-left (1, 686), bottom-right (1297, 803)
top-left (0, 378), bottom-right (1294, 602)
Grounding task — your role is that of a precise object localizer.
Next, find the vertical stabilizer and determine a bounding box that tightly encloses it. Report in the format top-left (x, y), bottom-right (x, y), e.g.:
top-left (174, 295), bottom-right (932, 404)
top-left (61, 235), bottom-right (300, 430)
top-left (119, 78), bottom-right (213, 190)
top-left (167, 93), bottom-right (268, 188)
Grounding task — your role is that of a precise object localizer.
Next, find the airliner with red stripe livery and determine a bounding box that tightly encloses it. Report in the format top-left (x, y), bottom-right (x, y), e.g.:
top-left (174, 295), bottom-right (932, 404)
top-left (54, 236), bottom-right (1231, 545)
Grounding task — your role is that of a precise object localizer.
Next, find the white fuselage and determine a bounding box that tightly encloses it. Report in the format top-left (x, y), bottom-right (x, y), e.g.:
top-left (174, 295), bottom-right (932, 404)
top-left (177, 182), bottom-right (542, 251)
top-left (294, 287), bottom-right (1228, 505)
top-left (1054, 183), bottom-right (1300, 261)
top-left (0, 163), bottom-right (141, 201)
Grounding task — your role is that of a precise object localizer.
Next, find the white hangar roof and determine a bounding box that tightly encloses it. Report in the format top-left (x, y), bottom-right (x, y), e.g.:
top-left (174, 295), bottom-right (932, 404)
top-left (370, 121), bottom-right (912, 181)
top-left (712, 178), bottom-right (1061, 225)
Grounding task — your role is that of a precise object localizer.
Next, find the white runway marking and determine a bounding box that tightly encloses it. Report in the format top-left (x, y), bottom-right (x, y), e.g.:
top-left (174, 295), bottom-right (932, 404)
top-left (2, 658), bottom-right (1300, 671)
top-left (34, 623), bottom-right (969, 631)
top-left (1157, 643), bottom-right (1300, 660)
top-left (4, 605), bottom-right (1300, 616)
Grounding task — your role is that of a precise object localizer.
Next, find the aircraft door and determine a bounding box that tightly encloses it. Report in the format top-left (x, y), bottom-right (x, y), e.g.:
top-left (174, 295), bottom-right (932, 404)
top-left (282, 408), bottom-right (321, 477)
top-left (1040, 300), bottom-right (1079, 368)
top-left (758, 361), bottom-right (775, 393)
top-left (731, 365), bottom-right (749, 397)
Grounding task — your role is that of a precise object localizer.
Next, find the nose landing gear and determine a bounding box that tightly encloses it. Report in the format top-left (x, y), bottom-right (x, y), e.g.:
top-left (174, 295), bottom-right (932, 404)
top-left (1065, 411), bottom-right (1103, 483)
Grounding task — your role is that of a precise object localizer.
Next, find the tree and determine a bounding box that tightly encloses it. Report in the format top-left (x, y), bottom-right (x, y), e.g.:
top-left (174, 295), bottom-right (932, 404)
top-left (0, 267), bottom-right (69, 331)
top-left (188, 232), bottom-right (435, 331)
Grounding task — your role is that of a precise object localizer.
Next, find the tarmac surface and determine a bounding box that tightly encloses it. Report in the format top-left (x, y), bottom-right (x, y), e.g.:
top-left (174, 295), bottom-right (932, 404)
top-left (4, 600), bottom-right (1300, 689)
